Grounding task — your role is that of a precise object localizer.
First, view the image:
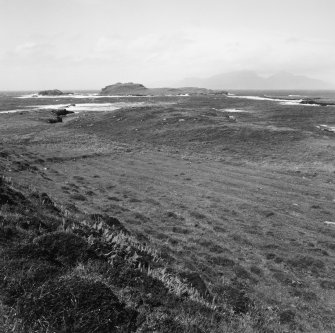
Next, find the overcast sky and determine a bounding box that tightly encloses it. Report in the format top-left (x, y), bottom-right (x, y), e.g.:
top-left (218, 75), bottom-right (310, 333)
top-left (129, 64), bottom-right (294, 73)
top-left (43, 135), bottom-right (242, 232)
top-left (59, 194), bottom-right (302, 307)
top-left (0, 0), bottom-right (334, 89)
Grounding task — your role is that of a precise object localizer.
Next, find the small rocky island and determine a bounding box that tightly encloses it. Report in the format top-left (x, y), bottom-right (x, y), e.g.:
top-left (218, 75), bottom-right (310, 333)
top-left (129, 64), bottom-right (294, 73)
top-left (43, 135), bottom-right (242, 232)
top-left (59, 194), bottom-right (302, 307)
top-left (37, 89), bottom-right (75, 97)
top-left (100, 82), bottom-right (227, 96)
top-left (38, 89), bottom-right (65, 96)
top-left (300, 98), bottom-right (335, 106)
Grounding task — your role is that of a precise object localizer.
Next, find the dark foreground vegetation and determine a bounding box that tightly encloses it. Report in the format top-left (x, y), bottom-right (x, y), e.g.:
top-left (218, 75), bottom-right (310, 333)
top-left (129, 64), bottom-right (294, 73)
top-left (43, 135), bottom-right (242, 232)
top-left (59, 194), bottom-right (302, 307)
top-left (0, 173), bottom-right (275, 332)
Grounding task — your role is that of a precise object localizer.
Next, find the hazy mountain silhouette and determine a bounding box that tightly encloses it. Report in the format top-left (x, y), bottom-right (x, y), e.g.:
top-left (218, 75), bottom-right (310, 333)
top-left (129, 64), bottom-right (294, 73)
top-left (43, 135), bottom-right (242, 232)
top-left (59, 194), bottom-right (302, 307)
top-left (176, 70), bottom-right (332, 90)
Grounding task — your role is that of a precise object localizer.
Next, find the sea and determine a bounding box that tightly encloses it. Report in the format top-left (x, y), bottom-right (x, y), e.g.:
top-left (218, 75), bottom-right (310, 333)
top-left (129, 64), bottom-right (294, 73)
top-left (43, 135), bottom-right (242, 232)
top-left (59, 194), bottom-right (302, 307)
top-left (0, 89), bottom-right (335, 114)
top-left (0, 90), bottom-right (152, 114)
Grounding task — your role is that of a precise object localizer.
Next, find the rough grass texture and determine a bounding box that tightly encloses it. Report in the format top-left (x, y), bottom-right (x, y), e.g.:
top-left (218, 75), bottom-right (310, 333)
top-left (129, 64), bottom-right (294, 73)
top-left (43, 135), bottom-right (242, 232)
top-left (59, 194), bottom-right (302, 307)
top-left (0, 176), bottom-right (277, 333)
top-left (1, 95), bottom-right (335, 332)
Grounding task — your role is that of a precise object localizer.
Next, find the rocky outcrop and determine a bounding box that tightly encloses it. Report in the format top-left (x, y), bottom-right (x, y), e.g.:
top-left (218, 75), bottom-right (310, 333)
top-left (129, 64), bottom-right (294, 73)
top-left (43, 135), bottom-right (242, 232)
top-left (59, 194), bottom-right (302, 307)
top-left (47, 116), bottom-right (63, 124)
top-left (99, 82), bottom-right (227, 96)
top-left (47, 107), bottom-right (75, 124)
top-left (100, 83), bottom-right (149, 96)
top-left (38, 89), bottom-right (65, 96)
top-left (316, 125), bottom-right (335, 133)
top-left (51, 109), bottom-right (74, 116)
top-left (300, 98), bottom-right (335, 106)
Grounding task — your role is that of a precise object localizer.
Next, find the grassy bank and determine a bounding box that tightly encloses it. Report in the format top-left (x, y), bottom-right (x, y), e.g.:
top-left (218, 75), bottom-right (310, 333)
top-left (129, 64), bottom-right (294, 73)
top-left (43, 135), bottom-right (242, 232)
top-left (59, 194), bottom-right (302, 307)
top-left (0, 173), bottom-right (278, 332)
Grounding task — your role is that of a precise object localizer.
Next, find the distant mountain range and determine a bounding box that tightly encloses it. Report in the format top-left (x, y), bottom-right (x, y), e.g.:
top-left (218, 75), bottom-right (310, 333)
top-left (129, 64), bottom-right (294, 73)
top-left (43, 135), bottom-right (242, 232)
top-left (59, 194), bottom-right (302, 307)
top-left (173, 71), bottom-right (332, 90)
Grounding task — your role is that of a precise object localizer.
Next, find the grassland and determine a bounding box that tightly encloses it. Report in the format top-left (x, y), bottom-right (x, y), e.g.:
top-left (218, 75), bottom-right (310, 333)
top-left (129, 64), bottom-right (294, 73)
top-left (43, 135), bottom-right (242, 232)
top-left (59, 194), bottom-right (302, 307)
top-left (1, 95), bottom-right (335, 332)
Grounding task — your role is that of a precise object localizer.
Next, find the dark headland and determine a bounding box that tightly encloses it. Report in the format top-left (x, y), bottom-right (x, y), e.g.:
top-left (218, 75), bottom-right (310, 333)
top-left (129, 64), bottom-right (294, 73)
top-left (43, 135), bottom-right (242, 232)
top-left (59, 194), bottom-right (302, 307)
top-left (38, 89), bottom-right (65, 96)
top-left (38, 89), bottom-right (74, 96)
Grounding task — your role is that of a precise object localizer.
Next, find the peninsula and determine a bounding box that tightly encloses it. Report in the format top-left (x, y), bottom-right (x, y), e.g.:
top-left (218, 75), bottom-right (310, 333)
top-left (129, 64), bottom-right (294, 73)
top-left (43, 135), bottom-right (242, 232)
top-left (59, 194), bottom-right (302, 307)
top-left (99, 82), bottom-right (227, 96)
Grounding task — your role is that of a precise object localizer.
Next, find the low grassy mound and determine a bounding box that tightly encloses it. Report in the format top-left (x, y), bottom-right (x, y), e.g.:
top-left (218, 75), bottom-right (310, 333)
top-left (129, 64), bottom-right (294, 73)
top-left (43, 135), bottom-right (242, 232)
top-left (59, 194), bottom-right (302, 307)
top-left (32, 231), bottom-right (90, 265)
top-left (17, 276), bottom-right (137, 332)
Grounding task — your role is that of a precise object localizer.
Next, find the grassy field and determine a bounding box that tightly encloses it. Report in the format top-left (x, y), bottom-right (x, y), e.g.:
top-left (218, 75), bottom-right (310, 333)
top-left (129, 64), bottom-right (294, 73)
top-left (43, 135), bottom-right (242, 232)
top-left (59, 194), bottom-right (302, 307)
top-left (1, 95), bottom-right (335, 332)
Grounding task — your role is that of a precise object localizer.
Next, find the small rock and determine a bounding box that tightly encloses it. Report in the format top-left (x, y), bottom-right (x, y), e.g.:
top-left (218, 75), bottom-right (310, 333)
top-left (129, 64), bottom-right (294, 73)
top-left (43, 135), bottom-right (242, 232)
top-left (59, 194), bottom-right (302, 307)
top-left (264, 211), bottom-right (275, 218)
top-left (51, 109), bottom-right (74, 116)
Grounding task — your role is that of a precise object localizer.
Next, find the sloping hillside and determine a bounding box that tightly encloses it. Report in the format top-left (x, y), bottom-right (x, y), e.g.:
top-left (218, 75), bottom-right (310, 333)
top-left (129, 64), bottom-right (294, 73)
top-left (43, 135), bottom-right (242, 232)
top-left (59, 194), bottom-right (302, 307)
top-left (0, 170), bottom-right (224, 332)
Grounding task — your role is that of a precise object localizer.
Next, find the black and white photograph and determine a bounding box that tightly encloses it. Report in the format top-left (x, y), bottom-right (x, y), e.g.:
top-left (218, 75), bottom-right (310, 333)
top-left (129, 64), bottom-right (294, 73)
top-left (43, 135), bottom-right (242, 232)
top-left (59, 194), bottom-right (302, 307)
top-left (0, 0), bottom-right (335, 332)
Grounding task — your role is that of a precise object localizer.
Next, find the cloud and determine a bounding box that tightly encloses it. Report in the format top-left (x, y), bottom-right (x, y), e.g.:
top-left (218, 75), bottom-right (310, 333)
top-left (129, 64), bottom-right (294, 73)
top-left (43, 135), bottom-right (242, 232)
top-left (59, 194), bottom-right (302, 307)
top-left (14, 42), bottom-right (39, 54)
top-left (2, 40), bottom-right (55, 65)
top-left (2, 25), bottom-right (335, 88)
top-left (12, 41), bottom-right (52, 57)
top-left (285, 37), bottom-right (301, 44)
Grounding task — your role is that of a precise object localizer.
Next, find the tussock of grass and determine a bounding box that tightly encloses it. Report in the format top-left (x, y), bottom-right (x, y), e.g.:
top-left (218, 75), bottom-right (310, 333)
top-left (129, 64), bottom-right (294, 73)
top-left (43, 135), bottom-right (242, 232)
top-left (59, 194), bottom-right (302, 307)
top-left (287, 255), bottom-right (326, 276)
top-left (146, 267), bottom-right (215, 310)
top-left (32, 231), bottom-right (90, 265)
top-left (17, 276), bottom-right (137, 333)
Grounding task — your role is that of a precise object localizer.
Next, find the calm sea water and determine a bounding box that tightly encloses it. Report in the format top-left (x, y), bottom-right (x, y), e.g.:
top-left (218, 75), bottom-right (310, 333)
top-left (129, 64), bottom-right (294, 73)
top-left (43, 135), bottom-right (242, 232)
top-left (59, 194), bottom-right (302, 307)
top-left (0, 90), bottom-right (335, 113)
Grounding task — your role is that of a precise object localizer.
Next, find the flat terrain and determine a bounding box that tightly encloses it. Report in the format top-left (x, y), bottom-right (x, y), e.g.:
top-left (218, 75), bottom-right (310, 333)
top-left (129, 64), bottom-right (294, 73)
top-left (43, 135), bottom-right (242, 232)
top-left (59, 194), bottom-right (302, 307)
top-left (1, 95), bottom-right (335, 331)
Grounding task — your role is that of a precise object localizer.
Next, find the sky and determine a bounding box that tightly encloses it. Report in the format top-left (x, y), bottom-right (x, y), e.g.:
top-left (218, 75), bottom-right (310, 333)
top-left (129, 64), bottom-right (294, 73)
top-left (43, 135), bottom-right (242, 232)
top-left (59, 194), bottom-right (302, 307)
top-left (0, 0), bottom-right (334, 90)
